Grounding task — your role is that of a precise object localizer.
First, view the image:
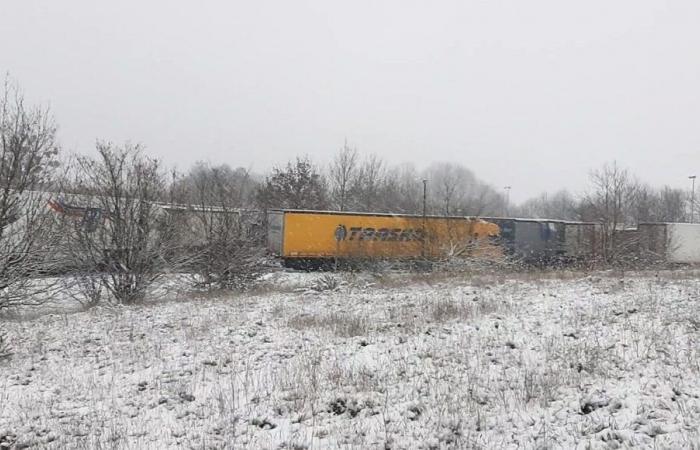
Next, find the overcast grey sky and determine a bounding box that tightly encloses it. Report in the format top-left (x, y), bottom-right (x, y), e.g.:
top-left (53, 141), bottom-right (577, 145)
top-left (1, 1), bottom-right (699, 202)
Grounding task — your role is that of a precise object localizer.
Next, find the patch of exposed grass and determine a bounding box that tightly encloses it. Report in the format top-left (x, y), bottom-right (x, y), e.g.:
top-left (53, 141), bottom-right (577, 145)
top-left (287, 312), bottom-right (370, 338)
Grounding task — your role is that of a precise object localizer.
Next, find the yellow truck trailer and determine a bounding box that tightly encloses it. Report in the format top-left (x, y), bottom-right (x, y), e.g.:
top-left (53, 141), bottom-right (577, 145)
top-left (267, 209), bottom-right (501, 267)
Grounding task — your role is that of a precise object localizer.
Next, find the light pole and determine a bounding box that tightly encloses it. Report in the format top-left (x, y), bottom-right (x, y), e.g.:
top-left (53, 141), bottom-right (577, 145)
top-left (690, 175), bottom-right (697, 223)
top-left (422, 179), bottom-right (428, 219)
top-left (422, 179), bottom-right (427, 258)
top-left (503, 186), bottom-right (511, 217)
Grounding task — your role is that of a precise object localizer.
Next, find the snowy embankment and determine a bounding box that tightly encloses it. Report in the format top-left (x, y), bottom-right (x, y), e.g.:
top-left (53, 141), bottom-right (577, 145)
top-left (1, 271), bottom-right (700, 449)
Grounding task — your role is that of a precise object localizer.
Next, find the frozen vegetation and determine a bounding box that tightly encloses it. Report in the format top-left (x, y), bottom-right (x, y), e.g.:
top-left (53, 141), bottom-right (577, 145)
top-left (1, 270), bottom-right (700, 449)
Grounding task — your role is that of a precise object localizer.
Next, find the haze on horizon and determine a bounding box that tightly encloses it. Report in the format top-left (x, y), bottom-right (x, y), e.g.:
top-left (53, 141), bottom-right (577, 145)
top-left (1, 0), bottom-right (699, 203)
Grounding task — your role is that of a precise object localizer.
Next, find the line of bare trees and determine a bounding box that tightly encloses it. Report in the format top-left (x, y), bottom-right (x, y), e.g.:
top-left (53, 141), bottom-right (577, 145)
top-left (254, 143), bottom-right (508, 216)
top-left (188, 154), bottom-right (696, 267)
top-left (515, 162), bottom-right (691, 262)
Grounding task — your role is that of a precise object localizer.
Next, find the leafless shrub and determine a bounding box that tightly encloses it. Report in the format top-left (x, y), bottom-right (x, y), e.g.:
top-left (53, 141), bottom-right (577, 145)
top-left (184, 227), bottom-right (262, 292)
top-left (174, 163), bottom-right (263, 291)
top-left (63, 143), bottom-right (183, 304)
top-left (308, 274), bottom-right (341, 292)
top-left (60, 273), bottom-right (106, 309)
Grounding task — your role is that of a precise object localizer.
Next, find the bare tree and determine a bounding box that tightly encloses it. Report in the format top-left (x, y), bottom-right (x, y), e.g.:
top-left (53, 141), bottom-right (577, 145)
top-left (351, 154), bottom-right (384, 211)
top-left (174, 162), bottom-right (258, 207)
top-left (64, 143), bottom-right (180, 304)
top-left (658, 187), bottom-right (686, 222)
top-left (380, 163), bottom-right (423, 213)
top-left (256, 156), bottom-right (327, 210)
top-left (424, 163), bottom-right (469, 215)
top-left (421, 162), bottom-right (503, 217)
top-left (580, 162), bottom-right (639, 262)
top-left (0, 77), bottom-right (60, 311)
top-left (464, 182), bottom-right (504, 216)
top-left (329, 142), bottom-right (358, 211)
top-left (632, 184), bottom-right (656, 224)
top-left (630, 184), bottom-right (687, 224)
top-left (516, 190), bottom-right (579, 220)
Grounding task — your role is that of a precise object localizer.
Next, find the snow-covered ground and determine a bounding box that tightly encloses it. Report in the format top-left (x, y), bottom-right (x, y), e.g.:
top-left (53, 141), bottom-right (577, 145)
top-left (1, 270), bottom-right (700, 449)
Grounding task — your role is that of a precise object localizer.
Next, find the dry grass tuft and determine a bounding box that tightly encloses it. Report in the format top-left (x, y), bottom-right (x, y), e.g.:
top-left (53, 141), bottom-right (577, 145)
top-left (287, 312), bottom-right (370, 338)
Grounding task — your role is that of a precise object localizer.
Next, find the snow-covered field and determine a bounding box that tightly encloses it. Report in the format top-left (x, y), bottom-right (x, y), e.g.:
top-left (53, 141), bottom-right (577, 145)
top-left (1, 270), bottom-right (700, 449)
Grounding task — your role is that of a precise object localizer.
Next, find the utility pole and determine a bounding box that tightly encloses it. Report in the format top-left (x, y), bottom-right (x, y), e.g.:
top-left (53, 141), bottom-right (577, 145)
top-left (690, 175), bottom-right (697, 223)
top-left (422, 179), bottom-right (427, 258)
top-left (503, 186), bottom-right (511, 217)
